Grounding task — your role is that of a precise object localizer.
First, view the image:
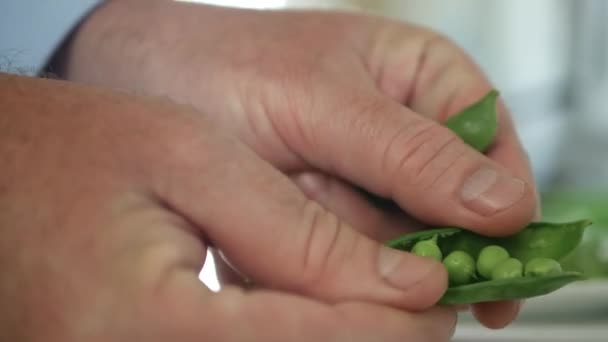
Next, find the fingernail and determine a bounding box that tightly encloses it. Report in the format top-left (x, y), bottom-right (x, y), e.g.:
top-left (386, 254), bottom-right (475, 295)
top-left (460, 168), bottom-right (525, 216)
top-left (377, 246), bottom-right (437, 290)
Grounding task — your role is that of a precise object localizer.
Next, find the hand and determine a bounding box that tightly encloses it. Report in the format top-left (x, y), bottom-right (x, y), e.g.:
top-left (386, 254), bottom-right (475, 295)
top-left (53, 0), bottom-right (538, 328)
top-left (0, 74), bottom-right (456, 341)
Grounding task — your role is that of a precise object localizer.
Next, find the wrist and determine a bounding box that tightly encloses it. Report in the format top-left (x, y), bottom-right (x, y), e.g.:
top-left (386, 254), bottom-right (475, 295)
top-left (49, 0), bottom-right (246, 93)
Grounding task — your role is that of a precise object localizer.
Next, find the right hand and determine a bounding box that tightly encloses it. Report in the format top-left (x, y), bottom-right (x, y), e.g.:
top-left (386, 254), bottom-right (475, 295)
top-left (0, 73), bottom-right (455, 341)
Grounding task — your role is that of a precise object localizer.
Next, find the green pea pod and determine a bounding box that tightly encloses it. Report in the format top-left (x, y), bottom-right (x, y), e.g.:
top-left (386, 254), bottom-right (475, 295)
top-left (445, 89), bottom-right (499, 152)
top-left (500, 220), bottom-right (591, 263)
top-left (385, 219), bottom-right (591, 304)
top-left (439, 272), bottom-right (585, 305)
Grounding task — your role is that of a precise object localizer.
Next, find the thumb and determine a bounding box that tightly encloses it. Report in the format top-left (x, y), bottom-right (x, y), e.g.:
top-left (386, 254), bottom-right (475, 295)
top-left (154, 128), bottom-right (447, 311)
top-left (279, 91), bottom-right (536, 236)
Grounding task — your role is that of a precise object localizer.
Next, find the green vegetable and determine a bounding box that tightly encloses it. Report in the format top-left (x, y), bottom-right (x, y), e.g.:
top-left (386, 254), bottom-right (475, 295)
top-left (491, 258), bottom-right (523, 280)
top-left (525, 257), bottom-right (563, 277)
top-left (499, 221), bottom-right (588, 263)
top-left (385, 219), bottom-right (591, 305)
top-left (445, 90), bottom-right (499, 152)
top-left (439, 272), bottom-right (585, 305)
top-left (541, 191), bottom-right (608, 278)
top-left (477, 245), bottom-right (510, 279)
top-left (381, 91), bottom-right (591, 305)
top-left (443, 250), bottom-right (476, 286)
top-left (411, 235), bottom-right (443, 261)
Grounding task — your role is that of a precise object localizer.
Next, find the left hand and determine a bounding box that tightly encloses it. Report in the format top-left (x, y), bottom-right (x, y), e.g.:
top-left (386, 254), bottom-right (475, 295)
top-left (53, 0), bottom-right (539, 328)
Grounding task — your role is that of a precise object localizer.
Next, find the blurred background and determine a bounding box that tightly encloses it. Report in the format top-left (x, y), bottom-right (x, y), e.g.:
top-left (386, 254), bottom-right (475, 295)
top-left (184, 0), bottom-right (608, 340)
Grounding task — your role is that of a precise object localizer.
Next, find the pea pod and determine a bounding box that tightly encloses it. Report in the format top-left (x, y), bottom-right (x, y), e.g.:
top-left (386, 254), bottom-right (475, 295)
top-left (499, 221), bottom-right (588, 263)
top-left (385, 219), bottom-right (591, 305)
top-left (439, 272), bottom-right (584, 305)
top-left (445, 89), bottom-right (499, 152)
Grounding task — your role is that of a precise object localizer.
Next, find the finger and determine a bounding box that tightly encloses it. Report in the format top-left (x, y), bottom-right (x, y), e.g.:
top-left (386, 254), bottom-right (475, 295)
top-left (153, 124), bottom-right (447, 310)
top-left (427, 80), bottom-right (541, 222)
top-left (486, 121), bottom-right (542, 221)
top-left (290, 171), bottom-right (422, 241)
top-left (213, 171), bottom-right (424, 288)
top-left (390, 35), bottom-right (541, 221)
top-left (278, 86), bottom-right (536, 236)
top-left (472, 300), bottom-right (522, 329)
top-left (215, 171), bottom-right (422, 288)
top-left (84, 196), bottom-right (214, 338)
top-left (159, 283), bottom-right (457, 342)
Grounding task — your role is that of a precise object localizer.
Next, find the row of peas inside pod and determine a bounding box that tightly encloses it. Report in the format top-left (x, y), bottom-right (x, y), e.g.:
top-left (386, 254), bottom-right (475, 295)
top-left (385, 221), bottom-right (591, 305)
top-left (413, 237), bottom-right (563, 285)
top-left (383, 90), bottom-right (592, 305)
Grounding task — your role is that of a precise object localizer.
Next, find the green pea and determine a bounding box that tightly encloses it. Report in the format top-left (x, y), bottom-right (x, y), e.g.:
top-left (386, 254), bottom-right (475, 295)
top-left (445, 90), bottom-right (499, 152)
top-left (525, 257), bottom-right (563, 277)
top-left (411, 235), bottom-right (442, 261)
top-left (477, 245), bottom-right (510, 279)
top-left (491, 258), bottom-right (523, 281)
top-left (443, 250), bottom-right (476, 286)
top-left (440, 230), bottom-right (493, 262)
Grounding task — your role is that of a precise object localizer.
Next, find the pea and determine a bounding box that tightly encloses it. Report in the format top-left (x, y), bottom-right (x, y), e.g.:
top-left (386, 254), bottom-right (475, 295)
top-left (445, 90), bottom-right (499, 152)
top-left (443, 250), bottom-right (476, 286)
top-left (525, 257), bottom-right (563, 277)
top-left (477, 245), bottom-right (510, 279)
top-left (491, 258), bottom-right (523, 281)
top-left (411, 235), bottom-right (442, 261)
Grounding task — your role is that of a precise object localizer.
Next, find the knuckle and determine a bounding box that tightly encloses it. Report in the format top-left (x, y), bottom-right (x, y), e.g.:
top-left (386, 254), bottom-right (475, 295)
top-left (349, 97), bottom-right (394, 141)
top-left (380, 119), bottom-right (434, 184)
top-left (388, 123), bottom-right (463, 188)
top-left (295, 199), bottom-right (344, 292)
top-left (416, 27), bottom-right (462, 56)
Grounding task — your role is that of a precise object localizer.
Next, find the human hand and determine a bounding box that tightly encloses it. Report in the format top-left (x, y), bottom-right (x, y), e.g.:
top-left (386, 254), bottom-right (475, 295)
top-left (0, 73), bottom-right (456, 341)
top-left (54, 0), bottom-right (538, 328)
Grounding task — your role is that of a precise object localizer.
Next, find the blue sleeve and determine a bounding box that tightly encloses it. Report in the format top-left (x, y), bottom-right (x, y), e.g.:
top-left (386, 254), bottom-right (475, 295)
top-left (0, 1), bottom-right (103, 75)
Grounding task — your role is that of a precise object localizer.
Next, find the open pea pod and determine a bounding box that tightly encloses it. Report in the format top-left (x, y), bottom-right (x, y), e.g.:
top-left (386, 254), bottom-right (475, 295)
top-left (385, 219), bottom-right (592, 305)
top-left (439, 272), bottom-right (585, 305)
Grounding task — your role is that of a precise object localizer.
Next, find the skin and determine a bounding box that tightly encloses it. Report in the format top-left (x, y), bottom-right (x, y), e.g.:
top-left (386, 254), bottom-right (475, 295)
top-left (49, 0), bottom-right (538, 331)
top-left (0, 73), bottom-right (455, 341)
